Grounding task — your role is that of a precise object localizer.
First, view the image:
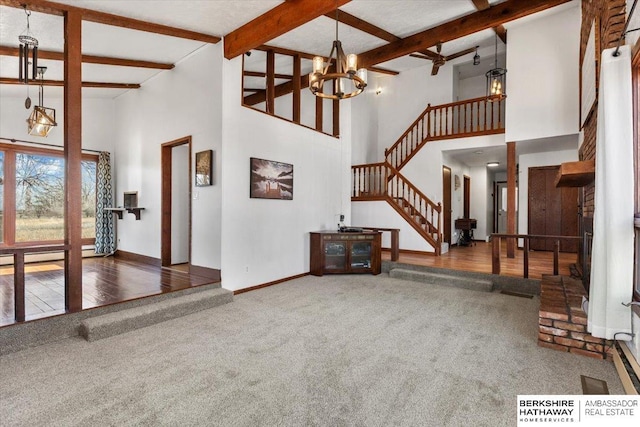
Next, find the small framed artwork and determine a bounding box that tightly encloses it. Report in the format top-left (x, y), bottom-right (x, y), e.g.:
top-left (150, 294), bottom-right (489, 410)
top-left (195, 150), bottom-right (213, 186)
top-left (250, 157), bottom-right (293, 200)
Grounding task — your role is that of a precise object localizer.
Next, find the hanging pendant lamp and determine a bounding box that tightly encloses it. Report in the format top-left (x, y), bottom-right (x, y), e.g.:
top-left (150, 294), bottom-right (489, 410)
top-left (309, 9), bottom-right (367, 100)
top-left (27, 67), bottom-right (57, 137)
top-left (486, 34), bottom-right (506, 100)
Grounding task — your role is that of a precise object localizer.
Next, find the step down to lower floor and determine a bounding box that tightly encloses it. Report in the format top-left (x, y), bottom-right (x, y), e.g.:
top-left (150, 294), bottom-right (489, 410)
top-left (389, 268), bottom-right (494, 292)
top-left (80, 288), bottom-right (233, 342)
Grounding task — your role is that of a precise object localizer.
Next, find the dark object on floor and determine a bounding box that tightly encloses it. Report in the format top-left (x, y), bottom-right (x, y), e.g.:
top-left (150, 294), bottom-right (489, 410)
top-left (500, 290), bottom-right (534, 299)
top-left (580, 375), bottom-right (609, 394)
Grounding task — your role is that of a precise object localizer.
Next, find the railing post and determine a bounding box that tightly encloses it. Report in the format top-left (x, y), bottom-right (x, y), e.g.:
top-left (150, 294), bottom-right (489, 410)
top-left (492, 236), bottom-right (501, 274)
top-left (14, 251), bottom-right (25, 322)
top-left (524, 238), bottom-right (530, 279)
top-left (553, 239), bottom-right (560, 275)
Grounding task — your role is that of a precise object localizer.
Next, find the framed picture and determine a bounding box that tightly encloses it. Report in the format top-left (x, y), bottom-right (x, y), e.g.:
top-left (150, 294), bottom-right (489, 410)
top-left (195, 150), bottom-right (213, 186)
top-left (250, 157), bottom-right (293, 200)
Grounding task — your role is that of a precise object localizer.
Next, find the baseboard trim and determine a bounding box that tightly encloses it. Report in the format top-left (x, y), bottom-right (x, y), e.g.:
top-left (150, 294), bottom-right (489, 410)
top-left (233, 273), bottom-right (309, 295)
top-left (398, 249), bottom-right (436, 256)
top-left (612, 341), bottom-right (640, 395)
top-left (189, 264), bottom-right (221, 281)
top-left (114, 250), bottom-right (161, 267)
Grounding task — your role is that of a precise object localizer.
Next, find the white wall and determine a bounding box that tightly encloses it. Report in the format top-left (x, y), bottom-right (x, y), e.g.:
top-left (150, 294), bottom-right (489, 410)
top-left (375, 63), bottom-right (454, 159)
top-left (220, 54), bottom-right (352, 291)
top-left (517, 148), bottom-right (578, 239)
top-left (114, 44), bottom-right (223, 270)
top-left (350, 84), bottom-right (379, 165)
top-left (505, 4), bottom-right (580, 142)
top-left (171, 143), bottom-right (190, 264)
top-left (457, 74), bottom-right (486, 101)
top-left (351, 201), bottom-right (433, 251)
top-left (469, 165), bottom-right (489, 241)
top-left (0, 94), bottom-right (115, 153)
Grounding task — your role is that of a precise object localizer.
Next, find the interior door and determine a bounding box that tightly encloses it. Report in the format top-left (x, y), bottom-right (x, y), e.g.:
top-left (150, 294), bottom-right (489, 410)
top-left (161, 136), bottom-right (192, 267)
top-left (496, 181), bottom-right (508, 233)
top-left (442, 166), bottom-right (452, 244)
top-left (463, 175), bottom-right (470, 219)
top-left (528, 166), bottom-right (578, 252)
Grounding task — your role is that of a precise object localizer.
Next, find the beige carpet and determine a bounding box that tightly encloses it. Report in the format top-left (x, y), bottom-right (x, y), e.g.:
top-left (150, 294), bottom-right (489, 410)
top-left (0, 274), bottom-right (623, 426)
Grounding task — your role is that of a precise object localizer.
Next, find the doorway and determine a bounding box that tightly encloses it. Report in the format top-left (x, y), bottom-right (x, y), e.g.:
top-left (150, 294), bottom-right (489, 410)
top-left (442, 166), bottom-right (452, 244)
top-left (463, 175), bottom-right (471, 218)
top-left (161, 136), bottom-right (192, 268)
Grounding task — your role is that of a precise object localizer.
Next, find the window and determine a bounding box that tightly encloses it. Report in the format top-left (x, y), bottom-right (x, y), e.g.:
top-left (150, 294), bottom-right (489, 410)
top-left (0, 144), bottom-right (97, 245)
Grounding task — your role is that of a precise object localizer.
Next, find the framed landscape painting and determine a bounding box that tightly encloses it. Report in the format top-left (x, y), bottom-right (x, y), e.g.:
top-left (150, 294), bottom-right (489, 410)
top-left (195, 150), bottom-right (213, 186)
top-left (250, 157), bottom-right (293, 200)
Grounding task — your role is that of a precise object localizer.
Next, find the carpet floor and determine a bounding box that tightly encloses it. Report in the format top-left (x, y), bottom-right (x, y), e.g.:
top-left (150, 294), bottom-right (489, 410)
top-left (0, 274), bottom-right (624, 426)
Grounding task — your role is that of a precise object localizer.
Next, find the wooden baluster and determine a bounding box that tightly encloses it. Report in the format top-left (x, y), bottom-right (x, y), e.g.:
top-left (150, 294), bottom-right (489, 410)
top-left (499, 98), bottom-right (503, 129)
top-left (445, 107), bottom-right (449, 136)
top-left (456, 104), bottom-right (460, 135)
top-left (492, 236), bottom-right (501, 274)
top-left (524, 238), bottom-right (530, 279)
top-left (489, 98), bottom-right (494, 131)
top-left (553, 240), bottom-right (560, 275)
top-left (426, 104), bottom-right (431, 137)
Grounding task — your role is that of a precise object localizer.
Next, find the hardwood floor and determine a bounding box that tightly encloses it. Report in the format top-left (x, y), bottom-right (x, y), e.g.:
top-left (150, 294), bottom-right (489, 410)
top-left (1, 242), bottom-right (577, 327)
top-left (382, 240), bottom-right (578, 280)
top-left (0, 257), bottom-right (218, 327)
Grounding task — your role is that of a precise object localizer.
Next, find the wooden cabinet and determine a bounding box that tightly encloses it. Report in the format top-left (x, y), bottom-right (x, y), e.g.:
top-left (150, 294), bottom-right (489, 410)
top-left (528, 166), bottom-right (579, 252)
top-left (310, 231), bottom-right (382, 276)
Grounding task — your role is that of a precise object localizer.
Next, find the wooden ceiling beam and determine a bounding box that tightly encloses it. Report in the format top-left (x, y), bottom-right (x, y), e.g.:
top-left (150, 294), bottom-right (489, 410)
top-left (224, 0), bottom-right (351, 60)
top-left (0, 0), bottom-right (221, 43)
top-left (470, 0), bottom-right (508, 43)
top-left (253, 45), bottom-right (399, 75)
top-left (323, 10), bottom-right (438, 70)
top-left (358, 0), bottom-right (570, 68)
top-left (0, 77), bottom-right (140, 89)
top-left (244, 70), bottom-right (293, 80)
top-left (323, 9), bottom-right (399, 43)
top-left (0, 46), bottom-right (174, 69)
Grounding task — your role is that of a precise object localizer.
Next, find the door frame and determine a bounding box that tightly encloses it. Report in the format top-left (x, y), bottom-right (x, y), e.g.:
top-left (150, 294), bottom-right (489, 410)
top-left (161, 136), bottom-right (192, 267)
top-left (442, 165), bottom-right (452, 245)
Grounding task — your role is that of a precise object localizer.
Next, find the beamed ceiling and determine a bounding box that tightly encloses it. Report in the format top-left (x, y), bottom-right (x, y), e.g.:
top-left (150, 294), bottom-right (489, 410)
top-left (0, 0), bottom-right (575, 99)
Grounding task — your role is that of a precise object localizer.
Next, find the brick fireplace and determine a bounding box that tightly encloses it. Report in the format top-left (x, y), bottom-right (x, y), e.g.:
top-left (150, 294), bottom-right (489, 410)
top-left (538, 275), bottom-right (612, 359)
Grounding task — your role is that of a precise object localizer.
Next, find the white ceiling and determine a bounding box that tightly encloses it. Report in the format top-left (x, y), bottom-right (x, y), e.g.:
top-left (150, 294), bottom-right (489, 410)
top-left (0, 0), bottom-right (516, 98)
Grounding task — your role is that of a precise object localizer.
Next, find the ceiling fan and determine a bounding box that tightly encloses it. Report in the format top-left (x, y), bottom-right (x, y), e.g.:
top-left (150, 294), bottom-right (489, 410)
top-left (410, 43), bottom-right (479, 76)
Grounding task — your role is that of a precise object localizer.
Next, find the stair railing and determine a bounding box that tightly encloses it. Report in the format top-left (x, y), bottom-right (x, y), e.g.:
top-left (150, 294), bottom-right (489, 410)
top-left (351, 162), bottom-right (387, 200)
top-left (385, 95), bottom-right (505, 171)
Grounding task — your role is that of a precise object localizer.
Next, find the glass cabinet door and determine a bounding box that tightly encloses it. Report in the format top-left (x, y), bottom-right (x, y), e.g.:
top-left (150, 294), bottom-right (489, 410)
top-left (324, 242), bottom-right (346, 270)
top-left (350, 242), bottom-right (372, 269)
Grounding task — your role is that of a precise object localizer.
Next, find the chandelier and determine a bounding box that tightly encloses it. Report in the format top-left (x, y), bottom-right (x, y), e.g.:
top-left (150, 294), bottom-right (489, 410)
top-left (27, 66), bottom-right (57, 137)
top-left (309, 10), bottom-right (367, 100)
top-left (486, 34), bottom-right (506, 99)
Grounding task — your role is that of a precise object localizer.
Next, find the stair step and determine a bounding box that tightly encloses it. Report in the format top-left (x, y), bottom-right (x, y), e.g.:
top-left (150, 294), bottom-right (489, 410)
top-left (79, 288), bottom-right (233, 342)
top-left (389, 268), bottom-right (494, 292)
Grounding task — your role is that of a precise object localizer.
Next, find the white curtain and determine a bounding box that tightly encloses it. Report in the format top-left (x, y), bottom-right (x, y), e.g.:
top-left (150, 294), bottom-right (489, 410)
top-left (587, 45), bottom-right (635, 340)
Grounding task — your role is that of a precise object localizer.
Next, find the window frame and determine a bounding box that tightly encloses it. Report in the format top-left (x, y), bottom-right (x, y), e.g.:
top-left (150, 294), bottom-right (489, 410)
top-left (0, 142), bottom-right (98, 247)
top-left (633, 41), bottom-right (639, 302)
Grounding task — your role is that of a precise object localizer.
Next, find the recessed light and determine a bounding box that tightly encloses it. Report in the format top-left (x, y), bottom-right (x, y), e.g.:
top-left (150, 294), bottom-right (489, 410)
top-left (487, 162), bottom-right (500, 167)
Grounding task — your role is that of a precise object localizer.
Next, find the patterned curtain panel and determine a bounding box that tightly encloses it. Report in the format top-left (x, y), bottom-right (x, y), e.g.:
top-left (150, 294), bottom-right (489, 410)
top-left (94, 152), bottom-right (115, 254)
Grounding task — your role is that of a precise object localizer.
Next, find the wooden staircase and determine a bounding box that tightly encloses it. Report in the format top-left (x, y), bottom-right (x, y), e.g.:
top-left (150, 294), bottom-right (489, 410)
top-left (352, 95), bottom-right (506, 255)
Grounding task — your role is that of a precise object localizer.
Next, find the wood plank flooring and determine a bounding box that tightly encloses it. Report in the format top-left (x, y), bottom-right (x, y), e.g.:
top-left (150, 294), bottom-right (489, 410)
top-left (382, 241), bottom-right (578, 280)
top-left (1, 242), bottom-right (578, 327)
top-left (0, 257), bottom-right (218, 327)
